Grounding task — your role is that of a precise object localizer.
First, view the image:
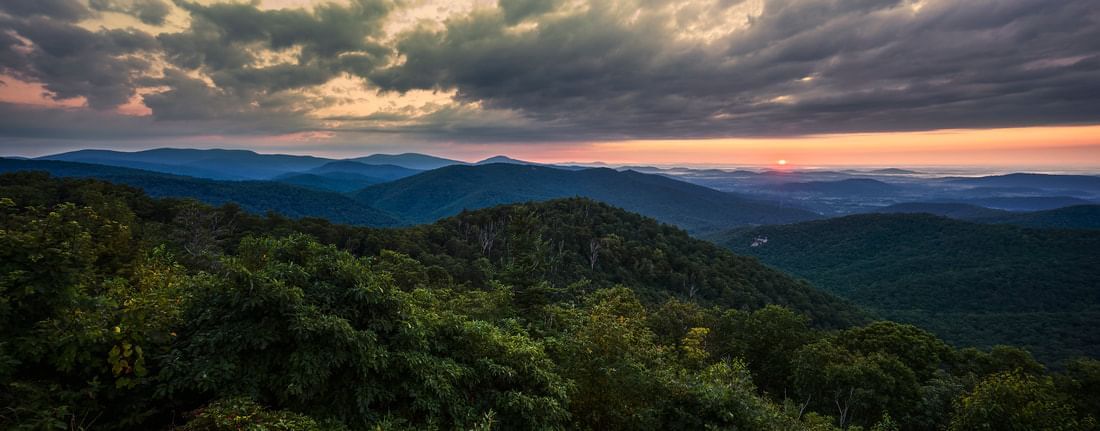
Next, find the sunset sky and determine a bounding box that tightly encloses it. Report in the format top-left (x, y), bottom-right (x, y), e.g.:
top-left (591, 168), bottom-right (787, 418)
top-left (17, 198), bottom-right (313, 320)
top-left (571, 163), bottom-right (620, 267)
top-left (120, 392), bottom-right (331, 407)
top-left (1, 0), bottom-right (1098, 166)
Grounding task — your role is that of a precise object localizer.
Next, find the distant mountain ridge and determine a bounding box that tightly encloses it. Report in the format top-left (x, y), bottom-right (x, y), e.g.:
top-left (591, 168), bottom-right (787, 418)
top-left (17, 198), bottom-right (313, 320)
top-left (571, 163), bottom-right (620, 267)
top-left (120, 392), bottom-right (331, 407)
top-left (945, 173), bottom-right (1100, 192)
top-left (350, 153), bottom-right (465, 170)
top-left (355, 163), bottom-right (822, 233)
top-left (40, 148), bottom-right (333, 180)
top-left (0, 158), bottom-right (401, 226)
top-left (963, 196), bottom-right (1094, 211)
top-left (871, 202), bottom-right (1100, 229)
top-left (2, 157), bottom-right (826, 233)
top-left (38, 148), bottom-right (457, 180)
top-left (869, 202), bottom-right (1011, 219)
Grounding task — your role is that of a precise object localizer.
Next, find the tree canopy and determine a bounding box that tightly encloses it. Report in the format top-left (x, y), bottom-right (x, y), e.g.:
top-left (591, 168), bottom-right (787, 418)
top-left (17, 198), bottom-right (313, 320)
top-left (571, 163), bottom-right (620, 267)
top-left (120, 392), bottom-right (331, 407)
top-left (1, 172), bottom-right (1097, 430)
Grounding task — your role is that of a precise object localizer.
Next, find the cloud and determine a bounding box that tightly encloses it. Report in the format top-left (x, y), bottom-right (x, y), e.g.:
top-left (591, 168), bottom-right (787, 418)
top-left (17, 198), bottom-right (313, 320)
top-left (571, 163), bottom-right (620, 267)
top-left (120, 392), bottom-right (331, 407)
top-left (0, 15), bottom-right (159, 109)
top-left (0, 0), bottom-right (1098, 146)
top-left (366, 0), bottom-right (1100, 139)
top-left (144, 0), bottom-right (394, 122)
top-left (89, 0), bottom-right (173, 25)
top-left (0, 0), bottom-right (91, 22)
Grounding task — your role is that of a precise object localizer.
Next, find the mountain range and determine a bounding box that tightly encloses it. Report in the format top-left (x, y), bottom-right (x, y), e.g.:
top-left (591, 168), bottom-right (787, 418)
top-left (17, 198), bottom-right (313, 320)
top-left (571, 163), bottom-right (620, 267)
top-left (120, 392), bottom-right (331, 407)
top-left (3, 157), bottom-right (821, 233)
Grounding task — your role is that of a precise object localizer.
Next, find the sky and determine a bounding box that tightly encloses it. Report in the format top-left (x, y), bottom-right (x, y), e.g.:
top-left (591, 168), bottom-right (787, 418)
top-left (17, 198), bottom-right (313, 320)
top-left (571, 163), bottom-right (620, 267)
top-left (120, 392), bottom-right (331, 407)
top-left (0, 0), bottom-right (1098, 166)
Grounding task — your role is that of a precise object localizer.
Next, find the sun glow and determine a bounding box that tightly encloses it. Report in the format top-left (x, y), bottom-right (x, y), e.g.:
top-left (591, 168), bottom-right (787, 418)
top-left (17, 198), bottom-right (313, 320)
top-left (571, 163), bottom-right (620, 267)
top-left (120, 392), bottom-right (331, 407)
top-left (777, 159), bottom-right (788, 165)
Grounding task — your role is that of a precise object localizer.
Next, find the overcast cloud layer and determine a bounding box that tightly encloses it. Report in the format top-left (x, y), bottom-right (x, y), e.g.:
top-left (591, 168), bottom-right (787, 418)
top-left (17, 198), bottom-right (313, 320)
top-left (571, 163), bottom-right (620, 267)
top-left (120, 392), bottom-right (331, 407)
top-left (1, 0), bottom-right (1098, 147)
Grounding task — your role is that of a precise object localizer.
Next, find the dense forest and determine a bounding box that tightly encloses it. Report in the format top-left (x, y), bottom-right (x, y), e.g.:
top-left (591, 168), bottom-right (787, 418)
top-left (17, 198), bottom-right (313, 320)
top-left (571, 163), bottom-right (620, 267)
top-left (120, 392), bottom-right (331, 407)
top-left (715, 213), bottom-right (1100, 364)
top-left (2, 172), bottom-right (1098, 430)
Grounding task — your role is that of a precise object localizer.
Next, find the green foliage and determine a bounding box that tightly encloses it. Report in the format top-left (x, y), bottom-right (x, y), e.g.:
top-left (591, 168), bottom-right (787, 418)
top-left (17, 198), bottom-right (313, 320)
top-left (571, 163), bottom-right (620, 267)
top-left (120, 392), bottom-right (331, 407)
top-left (791, 340), bottom-right (919, 429)
top-left (550, 287), bottom-right (666, 429)
top-left (710, 305), bottom-right (814, 396)
top-left (160, 234), bottom-right (570, 429)
top-left (1054, 358), bottom-right (1100, 424)
top-left (840, 322), bottom-right (951, 381)
top-left (949, 372), bottom-right (1089, 431)
top-left (382, 199), bottom-right (865, 327)
top-left (181, 398), bottom-right (340, 431)
top-left (870, 413), bottom-right (900, 431)
top-left (657, 359), bottom-right (812, 431)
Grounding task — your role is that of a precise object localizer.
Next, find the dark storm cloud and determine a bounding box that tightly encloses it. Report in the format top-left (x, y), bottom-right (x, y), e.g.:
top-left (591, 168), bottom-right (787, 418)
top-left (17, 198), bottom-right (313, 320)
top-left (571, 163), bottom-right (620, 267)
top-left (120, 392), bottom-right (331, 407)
top-left (139, 68), bottom-right (318, 130)
top-left (1, 0), bottom-right (1098, 144)
top-left (144, 0), bottom-right (393, 123)
top-left (0, 0), bottom-right (91, 22)
top-left (0, 99), bottom-right (312, 140)
top-left (0, 14), bottom-right (158, 109)
top-left (367, 0), bottom-right (1100, 140)
top-left (89, 0), bottom-right (172, 25)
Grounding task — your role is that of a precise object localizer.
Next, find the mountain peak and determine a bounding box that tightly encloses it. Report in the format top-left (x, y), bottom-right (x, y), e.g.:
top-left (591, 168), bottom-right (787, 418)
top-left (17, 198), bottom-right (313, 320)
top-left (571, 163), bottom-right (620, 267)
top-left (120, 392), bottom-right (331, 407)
top-left (475, 155), bottom-right (532, 165)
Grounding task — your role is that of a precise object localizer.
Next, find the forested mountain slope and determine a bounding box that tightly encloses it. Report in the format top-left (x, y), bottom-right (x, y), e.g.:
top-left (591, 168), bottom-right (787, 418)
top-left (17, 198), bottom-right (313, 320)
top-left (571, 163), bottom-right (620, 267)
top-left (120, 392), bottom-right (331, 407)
top-left (316, 198), bottom-right (860, 327)
top-left (713, 213), bottom-right (1100, 363)
top-left (273, 172), bottom-right (388, 192)
top-left (356, 163), bottom-right (821, 233)
top-left (2, 173), bottom-right (1097, 431)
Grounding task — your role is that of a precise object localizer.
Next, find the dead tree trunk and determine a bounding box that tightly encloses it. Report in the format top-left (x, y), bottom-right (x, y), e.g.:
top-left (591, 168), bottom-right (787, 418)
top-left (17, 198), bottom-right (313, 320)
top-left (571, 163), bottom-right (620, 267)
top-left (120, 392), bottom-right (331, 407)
top-left (588, 238), bottom-right (602, 270)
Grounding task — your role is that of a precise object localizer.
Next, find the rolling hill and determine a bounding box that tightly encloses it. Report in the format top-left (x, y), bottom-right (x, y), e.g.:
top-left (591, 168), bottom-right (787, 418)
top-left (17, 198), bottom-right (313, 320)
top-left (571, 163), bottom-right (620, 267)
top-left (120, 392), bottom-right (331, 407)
top-left (385, 198), bottom-right (864, 326)
top-left (869, 202), bottom-right (1013, 219)
top-left (306, 160), bottom-right (421, 180)
top-left (354, 163), bottom-right (822, 233)
top-left (962, 196), bottom-right (1094, 211)
top-left (350, 153), bottom-right (465, 170)
top-left (711, 213), bottom-right (1100, 363)
top-left (970, 205), bottom-right (1100, 230)
top-left (0, 158), bottom-right (400, 226)
top-left (273, 172), bottom-right (388, 192)
top-left (872, 202), bottom-right (1100, 230)
top-left (946, 173), bottom-right (1100, 192)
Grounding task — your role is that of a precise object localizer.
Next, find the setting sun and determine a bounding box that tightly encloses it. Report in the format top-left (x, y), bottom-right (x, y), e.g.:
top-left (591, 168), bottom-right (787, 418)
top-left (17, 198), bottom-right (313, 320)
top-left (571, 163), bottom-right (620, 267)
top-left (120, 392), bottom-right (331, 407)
top-left (777, 159), bottom-right (787, 165)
